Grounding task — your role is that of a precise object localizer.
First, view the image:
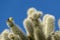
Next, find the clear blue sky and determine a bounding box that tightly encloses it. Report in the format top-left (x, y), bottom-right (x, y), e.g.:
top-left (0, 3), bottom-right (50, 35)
top-left (0, 0), bottom-right (60, 33)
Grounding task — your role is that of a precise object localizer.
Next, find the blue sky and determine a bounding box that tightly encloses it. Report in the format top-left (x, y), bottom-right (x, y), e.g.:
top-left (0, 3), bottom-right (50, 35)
top-left (0, 0), bottom-right (60, 33)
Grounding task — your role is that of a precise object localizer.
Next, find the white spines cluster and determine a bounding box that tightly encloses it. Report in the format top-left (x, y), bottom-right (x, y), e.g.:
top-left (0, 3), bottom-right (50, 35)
top-left (43, 14), bottom-right (55, 38)
top-left (23, 18), bottom-right (34, 40)
top-left (24, 7), bottom-right (44, 40)
top-left (0, 29), bottom-right (10, 40)
top-left (8, 33), bottom-right (21, 40)
top-left (0, 7), bottom-right (60, 40)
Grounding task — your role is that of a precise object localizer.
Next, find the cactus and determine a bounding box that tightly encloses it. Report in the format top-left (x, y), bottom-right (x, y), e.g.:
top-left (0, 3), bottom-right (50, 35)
top-left (0, 7), bottom-right (60, 40)
top-left (8, 33), bottom-right (22, 40)
top-left (0, 29), bottom-right (10, 40)
top-left (43, 14), bottom-right (55, 38)
top-left (6, 17), bottom-right (28, 40)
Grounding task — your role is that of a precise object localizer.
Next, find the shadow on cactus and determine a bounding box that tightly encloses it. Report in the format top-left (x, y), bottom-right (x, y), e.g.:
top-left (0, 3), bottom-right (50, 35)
top-left (0, 7), bottom-right (60, 40)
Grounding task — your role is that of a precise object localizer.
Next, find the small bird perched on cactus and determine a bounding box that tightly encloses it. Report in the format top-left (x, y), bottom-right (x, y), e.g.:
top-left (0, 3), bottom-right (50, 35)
top-left (0, 7), bottom-right (60, 40)
top-left (6, 17), bottom-right (28, 40)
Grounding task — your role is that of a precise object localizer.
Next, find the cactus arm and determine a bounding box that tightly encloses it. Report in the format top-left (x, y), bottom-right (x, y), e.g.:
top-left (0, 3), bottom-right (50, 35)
top-left (6, 17), bottom-right (28, 40)
top-left (23, 18), bottom-right (34, 40)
